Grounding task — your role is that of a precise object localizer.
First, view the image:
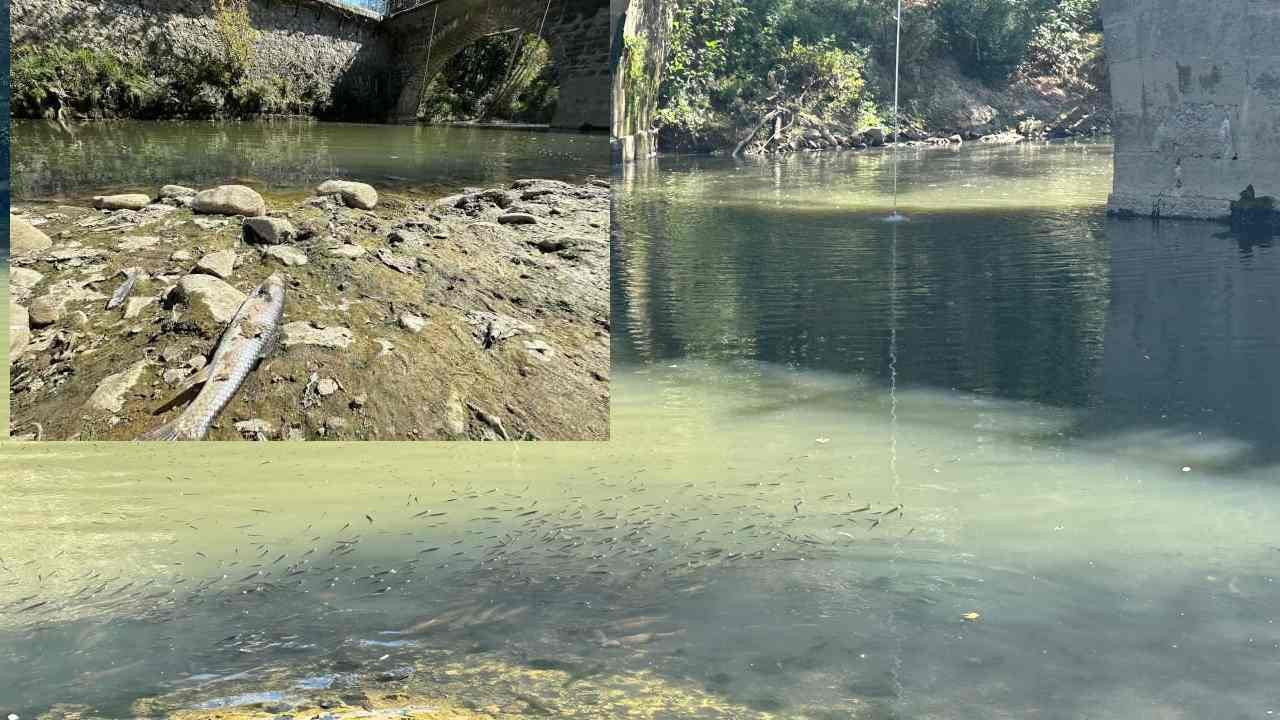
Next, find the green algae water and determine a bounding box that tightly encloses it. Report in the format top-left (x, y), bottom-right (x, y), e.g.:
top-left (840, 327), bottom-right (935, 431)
top-left (10, 120), bottom-right (609, 200)
top-left (4, 141), bottom-right (1280, 718)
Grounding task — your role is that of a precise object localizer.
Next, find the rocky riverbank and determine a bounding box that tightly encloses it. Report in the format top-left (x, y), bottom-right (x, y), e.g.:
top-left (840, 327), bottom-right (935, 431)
top-left (8, 177), bottom-right (610, 441)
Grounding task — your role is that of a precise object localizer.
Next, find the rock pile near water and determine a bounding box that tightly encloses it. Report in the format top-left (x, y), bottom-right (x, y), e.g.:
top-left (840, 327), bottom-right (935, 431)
top-left (8, 176), bottom-right (610, 441)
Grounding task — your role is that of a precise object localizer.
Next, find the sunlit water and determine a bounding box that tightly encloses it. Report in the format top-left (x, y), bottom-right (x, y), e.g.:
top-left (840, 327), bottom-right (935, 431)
top-left (9, 120), bottom-right (610, 201)
top-left (4, 141), bottom-right (1280, 718)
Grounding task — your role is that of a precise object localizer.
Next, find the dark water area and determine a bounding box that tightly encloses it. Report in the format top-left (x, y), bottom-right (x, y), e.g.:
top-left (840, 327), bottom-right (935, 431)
top-left (612, 142), bottom-right (1280, 467)
top-left (10, 120), bottom-right (610, 201)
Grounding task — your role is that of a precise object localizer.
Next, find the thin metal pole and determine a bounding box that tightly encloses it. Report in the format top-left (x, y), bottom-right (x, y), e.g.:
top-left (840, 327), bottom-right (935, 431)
top-left (892, 0), bottom-right (902, 214)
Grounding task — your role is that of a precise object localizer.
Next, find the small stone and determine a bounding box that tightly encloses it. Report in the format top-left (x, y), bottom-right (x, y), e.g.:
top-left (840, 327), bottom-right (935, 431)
top-left (11, 216), bottom-right (54, 258)
top-left (171, 249), bottom-right (196, 262)
top-left (282, 322), bottom-right (353, 349)
top-left (534, 236), bottom-right (577, 253)
top-left (188, 355), bottom-right (208, 371)
top-left (349, 393), bottom-right (367, 409)
top-left (9, 302), bottom-right (31, 363)
top-left (69, 310), bottom-right (90, 328)
top-left (162, 367), bottom-right (190, 384)
top-left (498, 212), bottom-right (537, 225)
top-left (388, 229), bottom-right (423, 245)
top-left (235, 419), bottom-right (276, 437)
top-left (316, 378), bottom-right (339, 396)
top-left (327, 244), bottom-right (366, 259)
top-left (10, 267), bottom-right (45, 299)
top-left (28, 296), bottom-right (63, 327)
top-left (160, 344), bottom-right (188, 363)
top-left (591, 370), bottom-right (609, 382)
top-left (123, 296), bottom-right (156, 319)
top-left (115, 236), bottom-right (161, 251)
top-left (398, 313), bottom-right (427, 334)
top-left (325, 416), bottom-right (347, 432)
top-left (193, 185), bottom-right (267, 217)
top-left (317, 180), bottom-right (378, 210)
top-left (159, 184), bottom-right (197, 199)
top-left (93, 193), bottom-right (151, 211)
top-left (87, 360), bottom-right (150, 413)
top-left (194, 249), bottom-right (237, 279)
top-left (173, 274), bottom-right (248, 325)
top-left (243, 216), bottom-right (297, 245)
top-left (263, 245), bottom-right (309, 266)
top-left (192, 217), bottom-right (229, 231)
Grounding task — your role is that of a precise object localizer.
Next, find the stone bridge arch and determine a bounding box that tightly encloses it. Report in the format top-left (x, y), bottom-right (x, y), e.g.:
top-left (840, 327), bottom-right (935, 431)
top-left (385, 0), bottom-right (609, 129)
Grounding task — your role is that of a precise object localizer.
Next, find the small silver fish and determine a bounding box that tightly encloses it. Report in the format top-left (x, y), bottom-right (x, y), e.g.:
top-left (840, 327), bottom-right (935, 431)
top-left (105, 267), bottom-right (144, 310)
top-left (139, 274), bottom-right (286, 440)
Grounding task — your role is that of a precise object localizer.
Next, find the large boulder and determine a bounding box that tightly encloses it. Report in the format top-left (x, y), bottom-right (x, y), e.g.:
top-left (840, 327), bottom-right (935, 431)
top-left (172, 274), bottom-right (248, 325)
top-left (11, 215), bottom-right (53, 258)
top-left (317, 180), bottom-right (378, 210)
top-left (93, 194), bottom-right (151, 211)
top-left (243, 216), bottom-right (297, 245)
top-left (192, 185), bottom-right (266, 217)
top-left (862, 127), bottom-right (886, 146)
top-left (9, 302), bottom-right (31, 363)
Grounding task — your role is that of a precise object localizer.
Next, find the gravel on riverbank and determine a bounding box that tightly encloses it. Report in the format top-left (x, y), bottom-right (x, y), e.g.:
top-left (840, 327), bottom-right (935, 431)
top-left (8, 178), bottom-right (610, 441)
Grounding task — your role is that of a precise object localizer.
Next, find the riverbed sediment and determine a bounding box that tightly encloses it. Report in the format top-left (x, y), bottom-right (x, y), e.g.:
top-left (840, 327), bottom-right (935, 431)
top-left (8, 177), bottom-right (610, 441)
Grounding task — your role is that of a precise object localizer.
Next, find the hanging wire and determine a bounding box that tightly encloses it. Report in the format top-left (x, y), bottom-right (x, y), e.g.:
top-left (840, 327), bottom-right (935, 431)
top-left (892, 0), bottom-right (903, 215)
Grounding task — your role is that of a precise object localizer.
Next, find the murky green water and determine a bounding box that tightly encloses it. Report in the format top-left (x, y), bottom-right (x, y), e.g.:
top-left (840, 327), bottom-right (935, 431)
top-left (4, 141), bottom-right (1280, 718)
top-left (9, 120), bottom-right (609, 200)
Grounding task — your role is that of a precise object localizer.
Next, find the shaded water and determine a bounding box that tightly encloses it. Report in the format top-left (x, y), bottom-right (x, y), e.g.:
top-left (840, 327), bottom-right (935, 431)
top-left (4, 141), bottom-right (1280, 718)
top-left (9, 120), bottom-right (609, 201)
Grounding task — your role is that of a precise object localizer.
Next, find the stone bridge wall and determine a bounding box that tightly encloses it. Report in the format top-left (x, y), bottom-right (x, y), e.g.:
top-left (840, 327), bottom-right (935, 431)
top-left (11, 0), bottom-right (397, 118)
top-left (1103, 0), bottom-right (1280, 219)
top-left (384, 0), bottom-right (610, 128)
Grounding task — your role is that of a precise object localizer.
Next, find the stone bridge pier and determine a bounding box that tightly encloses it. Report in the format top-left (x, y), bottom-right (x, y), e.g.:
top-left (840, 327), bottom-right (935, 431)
top-left (385, 0), bottom-right (610, 129)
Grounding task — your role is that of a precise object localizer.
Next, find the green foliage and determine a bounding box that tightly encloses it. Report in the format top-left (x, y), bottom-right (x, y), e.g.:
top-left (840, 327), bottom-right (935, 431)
top-left (1017, 0), bottom-right (1104, 89)
top-left (212, 0), bottom-right (258, 80)
top-left (419, 33), bottom-right (558, 124)
top-left (10, 45), bottom-right (154, 118)
top-left (656, 0), bottom-right (1105, 148)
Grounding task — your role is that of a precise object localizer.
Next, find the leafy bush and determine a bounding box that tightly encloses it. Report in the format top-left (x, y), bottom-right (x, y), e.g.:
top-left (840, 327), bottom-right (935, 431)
top-left (11, 45), bottom-right (154, 117)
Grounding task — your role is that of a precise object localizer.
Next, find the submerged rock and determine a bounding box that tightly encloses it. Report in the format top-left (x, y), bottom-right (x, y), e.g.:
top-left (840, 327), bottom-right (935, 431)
top-left (93, 194), bottom-right (151, 211)
top-left (11, 215), bottom-right (53, 258)
top-left (317, 180), bottom-right (378, 210)
top-left (192, 185), bottom-right (266, 217)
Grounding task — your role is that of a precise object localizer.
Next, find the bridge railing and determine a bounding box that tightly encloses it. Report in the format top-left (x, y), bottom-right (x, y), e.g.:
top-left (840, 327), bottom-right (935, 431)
top-left (387, 0), bottom-right (431, 15)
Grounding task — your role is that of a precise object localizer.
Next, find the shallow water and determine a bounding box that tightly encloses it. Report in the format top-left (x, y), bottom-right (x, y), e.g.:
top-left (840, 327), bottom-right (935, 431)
top-left (9, 120), bottom-right (609, 201)
top-left (4, 141), bottom-right (1280, 718)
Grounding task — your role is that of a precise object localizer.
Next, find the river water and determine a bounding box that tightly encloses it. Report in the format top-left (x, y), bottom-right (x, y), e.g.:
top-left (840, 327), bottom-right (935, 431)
top-left (4, 140), bottom-right (1280, 718)
top-left (9, 120), bottom-right (610, 202)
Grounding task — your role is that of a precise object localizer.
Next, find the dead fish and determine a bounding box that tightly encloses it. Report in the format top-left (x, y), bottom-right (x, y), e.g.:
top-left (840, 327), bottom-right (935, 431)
top-left (105, 267), bottom-right (144, 310)
top-left (139, 274), bottom-right (285, 440)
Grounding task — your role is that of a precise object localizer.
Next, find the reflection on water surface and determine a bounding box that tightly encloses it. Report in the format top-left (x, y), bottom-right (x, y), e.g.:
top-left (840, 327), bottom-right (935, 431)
top-left (3, 141), bottom-right (1279, 718)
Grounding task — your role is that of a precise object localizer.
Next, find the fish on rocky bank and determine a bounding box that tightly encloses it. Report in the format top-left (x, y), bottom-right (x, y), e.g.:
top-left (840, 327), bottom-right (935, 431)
top-left (139, 274), bottom-right (286, 440)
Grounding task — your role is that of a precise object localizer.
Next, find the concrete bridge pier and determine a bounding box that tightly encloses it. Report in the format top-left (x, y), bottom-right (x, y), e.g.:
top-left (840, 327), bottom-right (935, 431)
top-left (1103, 0), bottom-right (1280, 221)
